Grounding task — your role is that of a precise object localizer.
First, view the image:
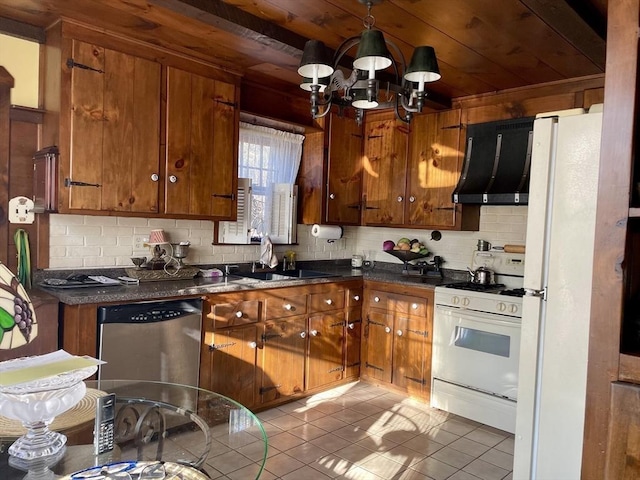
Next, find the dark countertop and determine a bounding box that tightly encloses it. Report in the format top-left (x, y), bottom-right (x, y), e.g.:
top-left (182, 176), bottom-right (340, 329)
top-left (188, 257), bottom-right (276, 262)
top-left (34, 261), bottom-right (466, 305)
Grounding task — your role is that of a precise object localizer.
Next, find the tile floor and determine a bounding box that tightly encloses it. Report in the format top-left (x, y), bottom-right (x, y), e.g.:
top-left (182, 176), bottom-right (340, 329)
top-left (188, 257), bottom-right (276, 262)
top-left (204, 381), bottom-right (514, 480)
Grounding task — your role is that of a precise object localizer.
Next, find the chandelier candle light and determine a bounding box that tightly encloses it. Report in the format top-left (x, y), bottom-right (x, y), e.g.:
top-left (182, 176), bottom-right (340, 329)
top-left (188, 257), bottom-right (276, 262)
top-left (298, 0), bottom-right (440, 124)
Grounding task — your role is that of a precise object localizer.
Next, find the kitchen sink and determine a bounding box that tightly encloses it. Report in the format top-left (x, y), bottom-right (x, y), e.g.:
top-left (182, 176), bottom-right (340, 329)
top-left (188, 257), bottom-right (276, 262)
top-left (233, 269), bottom-right (337, 281)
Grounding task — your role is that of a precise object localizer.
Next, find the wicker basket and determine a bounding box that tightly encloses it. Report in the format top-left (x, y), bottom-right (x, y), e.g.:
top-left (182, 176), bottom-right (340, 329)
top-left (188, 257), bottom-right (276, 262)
top-left (124, 266), bottom-right (199, 282)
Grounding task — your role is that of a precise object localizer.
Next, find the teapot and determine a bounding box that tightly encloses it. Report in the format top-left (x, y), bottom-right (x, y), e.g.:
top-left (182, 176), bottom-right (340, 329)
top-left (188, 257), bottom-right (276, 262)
top-left (467, 266), bottom-right (493, 285)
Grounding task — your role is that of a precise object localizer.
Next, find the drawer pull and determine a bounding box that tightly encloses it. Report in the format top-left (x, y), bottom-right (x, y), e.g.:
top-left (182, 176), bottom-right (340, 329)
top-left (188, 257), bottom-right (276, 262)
top-left (385, 326), bottom-right (391, 334)
top-left (283, 303), bottom-right (293, 311)
top-left (374, 296), bottom-right (380, 303)
top-left (310, 329), bottom-right (318, 336)
top-left (353, 295), bottom-right (360, 301)
top-left (248, 341), bottom-right (257, 349)
top-left (396, 329), bottom-right (403, 336)
top-left (411, 303), bottom-right (419, 310)
top-left (235, 311), bottom-right (243, 318)
top-left (325, 299), bottom-right (333, 305)
top-left (300, 331), bottom-right (306, 338)
top-left (348, 323), bottom-right (355, 329)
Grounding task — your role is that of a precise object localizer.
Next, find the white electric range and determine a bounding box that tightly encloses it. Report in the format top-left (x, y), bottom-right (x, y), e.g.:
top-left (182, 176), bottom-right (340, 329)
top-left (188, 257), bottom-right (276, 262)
top-left (431, 250), bottom-right (526, 434)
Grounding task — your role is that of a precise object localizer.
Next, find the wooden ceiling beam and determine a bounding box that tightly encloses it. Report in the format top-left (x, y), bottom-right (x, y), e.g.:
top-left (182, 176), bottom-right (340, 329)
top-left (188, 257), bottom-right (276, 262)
top-left (520, 0), bottom-right (606, 69)
top-left (0, 16), bottom-right (45, 43)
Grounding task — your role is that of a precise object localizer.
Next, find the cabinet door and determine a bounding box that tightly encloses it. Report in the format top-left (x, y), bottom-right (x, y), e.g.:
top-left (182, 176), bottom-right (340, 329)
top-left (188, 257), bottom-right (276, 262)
top-left (67, 40), bottom-right (161, 212)
top-left (165, 67), bottom-right (237, 218)
top-left (307, 312), bottom-right (345, 390)
top-left (257, 315), bottom-right (306, 404)
top-left (326, 113), bottom-right (363, 224)
top-left (392, 314), bottom-right (429, 398)
top-left (407, 109), bottom-right (463, 228)
top-left (345, 308), bottom-right (362, 379)
top-left (362, 310), bottom-right (393, 383)
top-left (200, 325), bottom-right (258, 408)
top-left (362, 117), bottom-right (409, 225)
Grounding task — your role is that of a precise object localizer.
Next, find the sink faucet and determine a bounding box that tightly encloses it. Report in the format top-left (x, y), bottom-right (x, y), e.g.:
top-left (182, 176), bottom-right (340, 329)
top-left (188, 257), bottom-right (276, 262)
top-left (224, 264), bottom-right (239, 275)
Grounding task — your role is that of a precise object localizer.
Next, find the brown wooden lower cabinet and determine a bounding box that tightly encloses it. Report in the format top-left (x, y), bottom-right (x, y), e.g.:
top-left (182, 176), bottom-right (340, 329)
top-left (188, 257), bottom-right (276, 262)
top-left (605, 382), bottom-right (640, 479)
top-left (307, 311), bottom-right (346, 391)
top-left (258, 315), bottom-right (307, 404)
top-left (201, 324), bottom-right (258, 408)
top-left (362, 281), bottom-right (434, 401)
top-left (201, 280), bottom-right (362, 410)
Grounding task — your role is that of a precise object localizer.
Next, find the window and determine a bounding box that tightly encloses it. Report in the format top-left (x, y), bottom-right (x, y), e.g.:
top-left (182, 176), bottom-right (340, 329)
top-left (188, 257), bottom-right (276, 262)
top-left (218, 122), bottom-right (304, 244)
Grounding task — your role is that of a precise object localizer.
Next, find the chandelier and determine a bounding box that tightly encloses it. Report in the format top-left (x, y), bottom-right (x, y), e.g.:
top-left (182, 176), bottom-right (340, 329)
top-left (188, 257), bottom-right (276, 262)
top-left (297, 0), bottom-right (440, 124)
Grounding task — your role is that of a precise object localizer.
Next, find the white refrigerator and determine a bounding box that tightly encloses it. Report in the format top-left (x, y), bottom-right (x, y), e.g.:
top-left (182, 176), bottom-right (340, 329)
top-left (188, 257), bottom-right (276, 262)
top-left (513, 105), bottom-right (603, 479)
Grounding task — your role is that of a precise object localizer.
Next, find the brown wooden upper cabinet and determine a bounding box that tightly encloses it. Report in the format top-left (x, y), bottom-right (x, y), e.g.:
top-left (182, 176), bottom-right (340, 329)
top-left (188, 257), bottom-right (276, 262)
top-left (407, 110), bottom-right (479, 230)
top-left (165, 67), bottom-right (238, 219)
top-left (362, 112), bottom-right (409, 226)
top-left (325, 109), bottom-right (478, 231)
top-left (44, 34), bottom-right (162, 214)
top-left (326, 112), bottom-right (364, 225)
top-left (43, 22), bottom-right (240, 220)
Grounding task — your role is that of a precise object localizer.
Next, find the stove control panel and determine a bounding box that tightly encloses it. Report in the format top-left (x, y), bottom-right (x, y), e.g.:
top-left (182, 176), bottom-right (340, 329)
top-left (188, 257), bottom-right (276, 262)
top-left (471, 251), bottom-right (525, 276)
top-left (435, 287), bottom-right (523, 319)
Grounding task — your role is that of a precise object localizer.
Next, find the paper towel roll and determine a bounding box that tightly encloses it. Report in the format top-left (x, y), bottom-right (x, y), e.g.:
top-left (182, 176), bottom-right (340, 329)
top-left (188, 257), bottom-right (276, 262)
top-left (311, 224), bottom-right (343, 240)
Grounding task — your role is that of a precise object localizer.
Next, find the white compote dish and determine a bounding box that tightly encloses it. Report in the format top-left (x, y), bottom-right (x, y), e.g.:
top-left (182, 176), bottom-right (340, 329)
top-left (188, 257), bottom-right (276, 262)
top-left (0, 355), bottom-right (98, 460)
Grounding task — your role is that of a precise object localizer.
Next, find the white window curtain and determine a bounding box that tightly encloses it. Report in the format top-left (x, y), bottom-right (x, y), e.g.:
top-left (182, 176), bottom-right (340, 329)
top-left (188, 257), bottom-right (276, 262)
top-left (238, 122), bottom-right (304, 238)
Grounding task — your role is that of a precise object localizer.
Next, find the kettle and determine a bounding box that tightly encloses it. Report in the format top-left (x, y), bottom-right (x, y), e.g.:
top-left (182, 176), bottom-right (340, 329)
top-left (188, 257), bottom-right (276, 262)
top-left (468, 266), bottom-right (493, 285)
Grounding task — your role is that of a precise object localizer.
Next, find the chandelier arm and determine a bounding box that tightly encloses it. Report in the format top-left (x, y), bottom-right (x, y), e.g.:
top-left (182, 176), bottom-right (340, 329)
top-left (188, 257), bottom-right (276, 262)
top-left (394, 96), bottom-right (411, 124)
top-left (332, 36), bottom-right (362, 69)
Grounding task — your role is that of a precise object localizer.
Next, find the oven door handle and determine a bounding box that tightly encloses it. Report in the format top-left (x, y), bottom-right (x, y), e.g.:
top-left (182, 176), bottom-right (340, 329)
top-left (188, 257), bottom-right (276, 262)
top-left (435, 305), bottom-right (521, 328)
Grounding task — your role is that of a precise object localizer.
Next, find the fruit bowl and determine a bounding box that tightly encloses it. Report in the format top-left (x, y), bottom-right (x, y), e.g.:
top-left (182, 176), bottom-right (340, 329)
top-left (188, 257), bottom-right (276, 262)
top-left (384, 250), bottom-right (431, 262)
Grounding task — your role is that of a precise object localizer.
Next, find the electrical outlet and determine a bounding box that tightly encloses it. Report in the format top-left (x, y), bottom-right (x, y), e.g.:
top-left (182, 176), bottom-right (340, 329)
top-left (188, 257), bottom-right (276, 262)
top-left (133, 236), bottom-right (148, 251)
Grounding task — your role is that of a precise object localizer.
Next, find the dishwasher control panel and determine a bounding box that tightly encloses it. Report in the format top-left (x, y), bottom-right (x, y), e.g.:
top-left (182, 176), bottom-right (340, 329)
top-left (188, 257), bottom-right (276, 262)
top-left (98, 299), bottom-right (201, 324)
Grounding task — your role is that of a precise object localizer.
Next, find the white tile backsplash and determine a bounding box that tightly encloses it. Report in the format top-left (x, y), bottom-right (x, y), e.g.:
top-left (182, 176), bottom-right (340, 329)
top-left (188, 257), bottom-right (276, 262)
top-left (47, 206), bottom-right (527, 270)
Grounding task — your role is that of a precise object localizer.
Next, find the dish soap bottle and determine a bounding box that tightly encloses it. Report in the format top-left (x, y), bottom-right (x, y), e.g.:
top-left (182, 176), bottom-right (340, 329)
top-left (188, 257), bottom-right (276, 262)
top-left (283, 250), bottom-right (296, 271)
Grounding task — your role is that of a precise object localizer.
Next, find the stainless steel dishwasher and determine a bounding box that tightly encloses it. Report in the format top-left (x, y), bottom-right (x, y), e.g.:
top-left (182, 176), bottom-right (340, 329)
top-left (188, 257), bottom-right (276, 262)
top-left (97, 298), bottom-right (202, 387)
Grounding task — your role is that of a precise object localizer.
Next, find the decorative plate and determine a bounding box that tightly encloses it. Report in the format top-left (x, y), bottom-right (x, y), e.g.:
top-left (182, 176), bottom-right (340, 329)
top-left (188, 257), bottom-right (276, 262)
top-left (65, 461), bottom-right (211, 480)
top-left (0, 262), bottom-right (37, 350)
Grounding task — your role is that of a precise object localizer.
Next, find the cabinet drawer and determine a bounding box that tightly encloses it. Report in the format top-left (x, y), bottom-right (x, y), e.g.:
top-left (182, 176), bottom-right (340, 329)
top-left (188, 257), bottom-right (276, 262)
top-left (266, 294), bottom-right (307, 319)
top-left (211, 300), bottom-right (261, 328)
top-left (309, 289), bottom-right (345, 312)
top-left (368, 290), bottom-right (428, 317)
top-left (347, 288), bottom-right (363, 307)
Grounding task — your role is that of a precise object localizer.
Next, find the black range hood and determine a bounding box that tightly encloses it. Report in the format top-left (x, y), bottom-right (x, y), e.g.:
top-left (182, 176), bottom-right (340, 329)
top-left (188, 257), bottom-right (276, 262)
top-left (452, 117), bottom-right (534, 205)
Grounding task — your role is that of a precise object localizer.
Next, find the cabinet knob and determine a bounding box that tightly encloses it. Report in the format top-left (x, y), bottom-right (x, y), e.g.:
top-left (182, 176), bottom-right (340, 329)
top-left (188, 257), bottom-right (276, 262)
top-left (235, 311), bottom-right (243, 318)
top-left (325, 299), bottom-right (333, 305)
top-left (169, 175), bottom-right (178, 183)
top-left (397, 329), bottom-right (403, 336)
top-left (283, 303), bottom-right (293, 310)
top-left (300, 331), bottom-right (306, 338)
top-left (374, 296), bottom-right (380, 303)
top-left (353, 295), bottom-right (360, 301)
top-left (329, 193), bottom-right (336, 200)
top-left (310, 329), bottom-right (318, 336)
top-left (385, 326), bottom-right (391, 333)
top-left (409, 196), bottom-right (416, 203)
top-left (397, 196), bottom-right (403, 202)
top-left (150, 173), bottom-right (159, 182)
top-left (348, 323), bottom-right (355, 329)
top-left (248, 341), bottom-right (257, 349)
top-left (411, 303), bottom-right (419, 310)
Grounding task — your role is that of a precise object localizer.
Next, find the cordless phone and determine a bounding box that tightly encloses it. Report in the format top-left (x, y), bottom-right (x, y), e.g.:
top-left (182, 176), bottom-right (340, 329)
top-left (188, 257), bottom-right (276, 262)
top-left (94, 393), bottom-right (116, 455)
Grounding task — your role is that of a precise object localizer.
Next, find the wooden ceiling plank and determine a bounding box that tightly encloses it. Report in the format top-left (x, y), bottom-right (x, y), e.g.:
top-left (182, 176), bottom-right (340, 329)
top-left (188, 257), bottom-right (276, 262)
top-left (224, 0), bottom-right (505, 96)
top-left (519, 0), bottom-right (606, 69)
top-left (389, 0), bottom-right (571, 84)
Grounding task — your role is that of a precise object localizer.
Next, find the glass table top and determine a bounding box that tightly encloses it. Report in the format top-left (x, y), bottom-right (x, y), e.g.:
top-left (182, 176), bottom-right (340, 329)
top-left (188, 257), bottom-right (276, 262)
top-left (0, 380), bottom-right (268, 479)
